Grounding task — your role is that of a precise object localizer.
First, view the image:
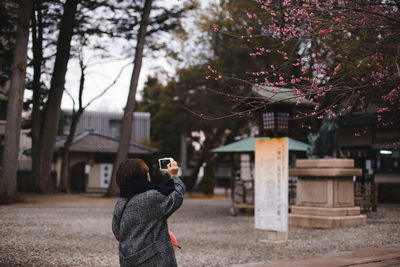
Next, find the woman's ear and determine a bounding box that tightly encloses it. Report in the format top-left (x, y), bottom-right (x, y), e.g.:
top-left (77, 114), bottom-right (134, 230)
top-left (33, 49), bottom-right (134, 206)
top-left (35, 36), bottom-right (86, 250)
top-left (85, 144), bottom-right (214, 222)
top-left (147, 172), bottom-right (151, 182)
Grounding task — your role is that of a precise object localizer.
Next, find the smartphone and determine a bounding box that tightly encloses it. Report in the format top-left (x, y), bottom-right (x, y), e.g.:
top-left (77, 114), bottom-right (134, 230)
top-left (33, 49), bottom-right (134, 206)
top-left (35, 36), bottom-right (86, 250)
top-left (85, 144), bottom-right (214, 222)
top-left (158, 158), bottom-right (174, 170)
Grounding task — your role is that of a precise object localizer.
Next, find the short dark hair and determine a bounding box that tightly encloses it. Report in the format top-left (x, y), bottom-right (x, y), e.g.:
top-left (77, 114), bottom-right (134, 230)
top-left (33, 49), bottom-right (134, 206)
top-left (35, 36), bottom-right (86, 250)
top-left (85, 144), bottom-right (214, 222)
top-left (116, 158), bottom-right (149, 189)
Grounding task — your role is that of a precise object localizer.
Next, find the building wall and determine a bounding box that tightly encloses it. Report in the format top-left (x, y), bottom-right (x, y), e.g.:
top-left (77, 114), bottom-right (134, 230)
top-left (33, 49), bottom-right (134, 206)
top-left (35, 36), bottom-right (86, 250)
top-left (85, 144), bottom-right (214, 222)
top-left (55, 152), bottom-right (117, 193)
top-left (88, 164), bottom-right (101, 189)
top-left (0, 91), bottom-right (8, 136)
top-left (340, 119), bottom-right (400, 203)
top-left (339, 127), bottom-right (373, 147)
top-left (0, 70), bottom-right (10, 166)
top-left (55, 153), bottom-right (92, 188)
top-left (17, 130), bottom-right (32, 170)
top-left (19, 129), bottom-right (31, 159)
top-left (63, 110), bottom-right (151, 143)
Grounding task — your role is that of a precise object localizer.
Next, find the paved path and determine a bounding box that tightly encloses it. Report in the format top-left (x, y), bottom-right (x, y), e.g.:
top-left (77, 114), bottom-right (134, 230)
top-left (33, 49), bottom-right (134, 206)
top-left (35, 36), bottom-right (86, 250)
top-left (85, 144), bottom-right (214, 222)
top-left (235, 246), bottom-right (400, 267)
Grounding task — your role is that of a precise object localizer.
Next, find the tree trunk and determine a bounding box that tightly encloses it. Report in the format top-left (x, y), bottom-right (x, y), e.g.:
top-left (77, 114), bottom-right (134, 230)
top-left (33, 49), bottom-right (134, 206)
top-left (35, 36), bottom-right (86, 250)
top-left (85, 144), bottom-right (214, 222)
top-left (59, 59), bottom-right (85, 193)
top-left (201, 128), bottom-right (226, 195)
top-left (188, 154), bottom-right (205, 192)
top-left (202, 136), bottom-right (216, 195)
top-left (34, 0), bottom-right (78, 193)
top-left (0, 0), bottom-right (32, 196)
top-left (106, 0), bottom-right (153, 196)
top-left (31, 0), bottom-right (43, 195)
top-left (203, 157), bottom-right (216, 195)
top-left (59, 108), bottom-right (84, 193)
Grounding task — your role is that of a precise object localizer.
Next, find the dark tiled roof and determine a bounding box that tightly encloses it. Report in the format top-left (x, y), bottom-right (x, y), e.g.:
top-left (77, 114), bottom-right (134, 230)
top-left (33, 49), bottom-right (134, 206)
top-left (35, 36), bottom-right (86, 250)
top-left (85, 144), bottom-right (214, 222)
top-left (344, 111), bottom-right (400, 126)
top-left (55, 131), bottom-right (156, 154)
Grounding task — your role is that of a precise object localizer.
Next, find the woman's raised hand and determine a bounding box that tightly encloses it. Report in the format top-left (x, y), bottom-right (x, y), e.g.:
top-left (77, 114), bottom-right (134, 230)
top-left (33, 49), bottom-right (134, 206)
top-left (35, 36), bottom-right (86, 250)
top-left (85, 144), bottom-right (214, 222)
top-left (167, 160), bottom-right (179, 177)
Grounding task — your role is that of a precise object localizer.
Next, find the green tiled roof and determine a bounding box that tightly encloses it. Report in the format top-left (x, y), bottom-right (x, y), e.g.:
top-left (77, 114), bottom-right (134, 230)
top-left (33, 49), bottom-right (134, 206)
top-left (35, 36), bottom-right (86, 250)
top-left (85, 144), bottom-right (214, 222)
top-left (252, 85), bottom-right (314, 105)
top-left (211, 137), bottom-right (309, 153)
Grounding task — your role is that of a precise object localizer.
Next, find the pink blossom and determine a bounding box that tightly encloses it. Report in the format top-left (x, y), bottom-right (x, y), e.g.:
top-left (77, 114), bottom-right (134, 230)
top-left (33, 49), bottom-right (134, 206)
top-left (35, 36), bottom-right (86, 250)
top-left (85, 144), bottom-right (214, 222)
top-left (233, 0), bottom-right (397, 120)
top-left (333, 64), bottom-right (341, 75)
top-left (377, 107), bottom-right (390, 113)
top-left (319, 29), bottom-right (329, 35)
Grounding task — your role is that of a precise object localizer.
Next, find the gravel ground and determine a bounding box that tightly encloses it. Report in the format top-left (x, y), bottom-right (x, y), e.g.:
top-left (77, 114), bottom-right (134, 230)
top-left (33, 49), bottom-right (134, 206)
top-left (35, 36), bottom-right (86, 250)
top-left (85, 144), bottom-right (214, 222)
top-left (0, 193), bottom-right (399, 266)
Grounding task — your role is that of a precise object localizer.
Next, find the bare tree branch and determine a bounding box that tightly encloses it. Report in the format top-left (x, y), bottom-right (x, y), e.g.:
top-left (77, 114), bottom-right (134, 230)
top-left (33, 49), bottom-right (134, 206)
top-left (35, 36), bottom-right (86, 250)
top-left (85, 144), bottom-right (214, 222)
top-left (83, 61), bottom-right (132, 109)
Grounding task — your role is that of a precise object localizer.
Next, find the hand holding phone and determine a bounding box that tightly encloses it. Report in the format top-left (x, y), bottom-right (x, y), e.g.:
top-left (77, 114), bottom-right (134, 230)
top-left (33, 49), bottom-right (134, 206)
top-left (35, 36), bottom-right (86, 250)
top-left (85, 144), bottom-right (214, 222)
top-left (159, 158), bottom-right (179, 177)
top-left (167, 160), bottom-right (179, 177)
top-left (159, 158), bottom-right (173, 170)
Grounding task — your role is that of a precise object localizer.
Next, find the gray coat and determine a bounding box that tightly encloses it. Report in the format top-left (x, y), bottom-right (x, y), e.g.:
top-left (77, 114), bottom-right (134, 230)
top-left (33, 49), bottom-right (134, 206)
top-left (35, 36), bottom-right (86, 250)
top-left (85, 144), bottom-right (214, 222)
top-left (112, 178), bottom-right (185, 267)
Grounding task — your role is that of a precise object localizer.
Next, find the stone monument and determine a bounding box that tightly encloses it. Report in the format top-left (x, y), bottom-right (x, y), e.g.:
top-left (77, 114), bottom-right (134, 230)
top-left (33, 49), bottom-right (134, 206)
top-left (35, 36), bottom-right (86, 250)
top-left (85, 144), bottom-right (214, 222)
top-left (289, 113), bottom-right (366, 228)
top-left (289, 159), bottom-right (366, 228)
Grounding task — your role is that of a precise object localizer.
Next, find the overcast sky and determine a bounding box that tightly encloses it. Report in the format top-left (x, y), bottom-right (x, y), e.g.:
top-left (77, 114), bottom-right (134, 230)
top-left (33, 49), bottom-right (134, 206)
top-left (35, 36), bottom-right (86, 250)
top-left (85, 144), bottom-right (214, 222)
top-left (61, 52), bottom-right (173, 112)
top-left (57, 0), bottom-right (212, 113)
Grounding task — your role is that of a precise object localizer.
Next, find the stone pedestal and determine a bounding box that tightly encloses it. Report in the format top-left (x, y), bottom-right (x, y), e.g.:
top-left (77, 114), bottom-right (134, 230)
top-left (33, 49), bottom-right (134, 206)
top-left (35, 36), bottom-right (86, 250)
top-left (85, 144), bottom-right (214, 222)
top-left (289, 159), bottom-right (366, 229)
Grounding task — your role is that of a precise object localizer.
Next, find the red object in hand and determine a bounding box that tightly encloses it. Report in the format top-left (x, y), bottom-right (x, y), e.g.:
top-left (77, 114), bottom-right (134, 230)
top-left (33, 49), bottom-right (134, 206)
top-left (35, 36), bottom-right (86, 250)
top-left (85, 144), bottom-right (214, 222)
top-left (169, 231), bottom-right (181, 249)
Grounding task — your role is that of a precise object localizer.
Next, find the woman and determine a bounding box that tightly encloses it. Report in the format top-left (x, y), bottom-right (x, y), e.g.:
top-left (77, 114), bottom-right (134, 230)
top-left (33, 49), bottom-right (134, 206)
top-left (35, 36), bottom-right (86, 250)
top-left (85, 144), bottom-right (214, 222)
top-left (112, 158), bottom-right (185, 267)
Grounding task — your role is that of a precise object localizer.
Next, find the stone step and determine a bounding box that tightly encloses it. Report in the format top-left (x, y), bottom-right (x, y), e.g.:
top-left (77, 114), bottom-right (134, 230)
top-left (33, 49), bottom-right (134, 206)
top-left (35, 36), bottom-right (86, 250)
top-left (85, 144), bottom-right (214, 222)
top-left (290, 205), bottom-right (361, 216)
top-left (296, 159), bottom-right (355, 168)
top-left (289, 213), bottom-right (367, 229)
top-left (290, 168), bottom-right (362, 177)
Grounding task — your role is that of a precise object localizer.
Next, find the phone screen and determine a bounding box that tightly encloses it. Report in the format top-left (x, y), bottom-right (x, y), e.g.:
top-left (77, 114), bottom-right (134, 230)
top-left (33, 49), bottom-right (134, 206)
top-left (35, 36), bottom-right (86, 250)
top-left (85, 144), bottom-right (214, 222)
top-left (160, 159), bottom-right (171, 169)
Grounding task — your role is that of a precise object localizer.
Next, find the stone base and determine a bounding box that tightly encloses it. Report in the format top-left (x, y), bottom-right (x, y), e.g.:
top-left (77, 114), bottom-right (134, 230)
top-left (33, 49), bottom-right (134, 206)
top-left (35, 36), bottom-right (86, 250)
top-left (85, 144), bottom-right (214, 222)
top-left (288, 159), bottom-right (366, 229)
top-left (289, 205), bottom-right (366, 229)
top-left (255, 230), bottom-right (288, 244)
top-left (291, 206), bottom-right (362, 216)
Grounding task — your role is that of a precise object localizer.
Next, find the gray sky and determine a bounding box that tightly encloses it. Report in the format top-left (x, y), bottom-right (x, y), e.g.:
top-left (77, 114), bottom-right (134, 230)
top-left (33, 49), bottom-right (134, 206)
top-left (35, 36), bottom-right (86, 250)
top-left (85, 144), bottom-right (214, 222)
top-left (62, 54), bottom-right (173, 112)
top-left (58, 0), bottom-right (213, 113)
